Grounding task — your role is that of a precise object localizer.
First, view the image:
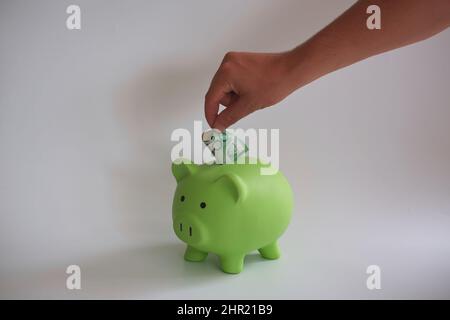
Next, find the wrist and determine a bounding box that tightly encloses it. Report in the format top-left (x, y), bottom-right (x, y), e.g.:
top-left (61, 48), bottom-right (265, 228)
top-left (282, 45), bottom-right (319, 90)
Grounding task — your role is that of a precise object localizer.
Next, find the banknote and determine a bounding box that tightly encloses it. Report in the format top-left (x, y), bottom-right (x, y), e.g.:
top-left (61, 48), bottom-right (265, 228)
top-left (202, 129), bottom-right (248, 164)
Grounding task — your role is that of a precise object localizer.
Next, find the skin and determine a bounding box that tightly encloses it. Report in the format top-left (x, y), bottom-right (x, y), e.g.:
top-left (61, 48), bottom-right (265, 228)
top-left (204, 0), bottom-right (450, 132)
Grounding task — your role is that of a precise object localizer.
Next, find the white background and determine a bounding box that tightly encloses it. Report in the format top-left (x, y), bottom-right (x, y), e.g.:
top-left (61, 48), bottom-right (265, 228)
top-left (1, 0), bottom-right (449, 299)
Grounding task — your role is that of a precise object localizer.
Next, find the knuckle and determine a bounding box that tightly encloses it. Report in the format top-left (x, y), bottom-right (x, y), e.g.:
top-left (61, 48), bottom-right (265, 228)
top-left (223, 51), bottom-right (237, 61)
top-left (220, 61), bottom-right (234, 73)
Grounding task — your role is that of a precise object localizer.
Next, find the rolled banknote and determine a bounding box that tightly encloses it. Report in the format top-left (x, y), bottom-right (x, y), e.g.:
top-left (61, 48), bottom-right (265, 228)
top-left (202, 129), bottom-right (248, 164)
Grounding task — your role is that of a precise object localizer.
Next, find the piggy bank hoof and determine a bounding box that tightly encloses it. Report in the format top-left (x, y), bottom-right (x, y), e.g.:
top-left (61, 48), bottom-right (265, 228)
top-left (219, 255), bottom-right (245, 274)
top-left (258, 242), bottom-right (281, 260)
top-left (184, 246), bottom-right (208, 262)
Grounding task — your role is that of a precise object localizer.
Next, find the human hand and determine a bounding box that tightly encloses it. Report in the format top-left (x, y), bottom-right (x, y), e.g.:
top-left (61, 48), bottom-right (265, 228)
top-left (204, 51), bottom-right (298, 131)
top-left (204, 1), bottom-right (450, 132)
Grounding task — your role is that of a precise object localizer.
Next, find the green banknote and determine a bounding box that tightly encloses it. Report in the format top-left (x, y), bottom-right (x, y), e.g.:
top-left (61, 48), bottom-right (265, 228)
top-left (202, 129), bottom-right (248, 164)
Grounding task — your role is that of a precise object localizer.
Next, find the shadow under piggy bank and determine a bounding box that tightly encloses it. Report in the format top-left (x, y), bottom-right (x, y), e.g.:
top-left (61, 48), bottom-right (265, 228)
top-left (78, 243), bottom-right (278, 297)
top-left (1, 242), bottom-right (282, 299)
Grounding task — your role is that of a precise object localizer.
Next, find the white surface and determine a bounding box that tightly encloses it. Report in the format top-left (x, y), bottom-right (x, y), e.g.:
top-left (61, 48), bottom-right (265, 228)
top-left (0, 0), bottom-right (449, 299)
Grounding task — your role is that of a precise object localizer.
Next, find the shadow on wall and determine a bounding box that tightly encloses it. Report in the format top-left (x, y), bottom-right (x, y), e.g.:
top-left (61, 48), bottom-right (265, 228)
top-left (109, 0), bottom-right (349, 249)
top-left (110, 62), bottom-right (210, 239)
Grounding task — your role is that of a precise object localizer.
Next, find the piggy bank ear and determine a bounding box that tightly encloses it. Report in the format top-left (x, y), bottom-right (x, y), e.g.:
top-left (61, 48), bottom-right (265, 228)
top-left (215, 173), bottom-right (247, 203)
top-left (172, 159), bottom-right (198, 182)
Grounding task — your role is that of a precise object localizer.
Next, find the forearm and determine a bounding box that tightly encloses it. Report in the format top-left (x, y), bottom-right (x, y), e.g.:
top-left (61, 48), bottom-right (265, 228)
top-left (285, 0), bottom-right (450, 89)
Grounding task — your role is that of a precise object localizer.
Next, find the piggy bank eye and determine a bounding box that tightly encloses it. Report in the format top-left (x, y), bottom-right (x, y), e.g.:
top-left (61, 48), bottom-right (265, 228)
top-left (200, 202), bottom-right (206, 209)
top-left (180, 195), bottom-right (185, 202)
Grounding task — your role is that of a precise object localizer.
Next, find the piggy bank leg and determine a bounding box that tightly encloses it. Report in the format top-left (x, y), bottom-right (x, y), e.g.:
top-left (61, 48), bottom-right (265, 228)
top-left (258, 241), bottom-right (280, 260)
top-left (184, 245), bottom-right (208, 262)
top-left (219, 254), bottom-right (245, 274)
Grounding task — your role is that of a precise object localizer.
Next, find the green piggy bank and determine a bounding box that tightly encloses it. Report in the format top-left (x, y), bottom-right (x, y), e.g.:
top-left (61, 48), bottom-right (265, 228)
top-left (171, 160), bottom-right (293, 274)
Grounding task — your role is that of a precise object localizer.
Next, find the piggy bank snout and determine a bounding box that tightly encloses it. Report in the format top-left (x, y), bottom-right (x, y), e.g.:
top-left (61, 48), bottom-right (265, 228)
top-left (173, 215), bottom-right (207, 246)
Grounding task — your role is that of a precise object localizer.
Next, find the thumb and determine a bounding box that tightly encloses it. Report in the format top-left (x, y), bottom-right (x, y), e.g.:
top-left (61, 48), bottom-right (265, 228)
top-left (212, 96), bottom-right (253, 131)
top-left (204, 77), bottom-right (232, 128)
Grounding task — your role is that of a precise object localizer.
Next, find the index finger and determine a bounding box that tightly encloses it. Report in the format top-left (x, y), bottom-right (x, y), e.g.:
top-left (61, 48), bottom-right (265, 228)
top-left (204, 74), bottom-right (232, 128)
